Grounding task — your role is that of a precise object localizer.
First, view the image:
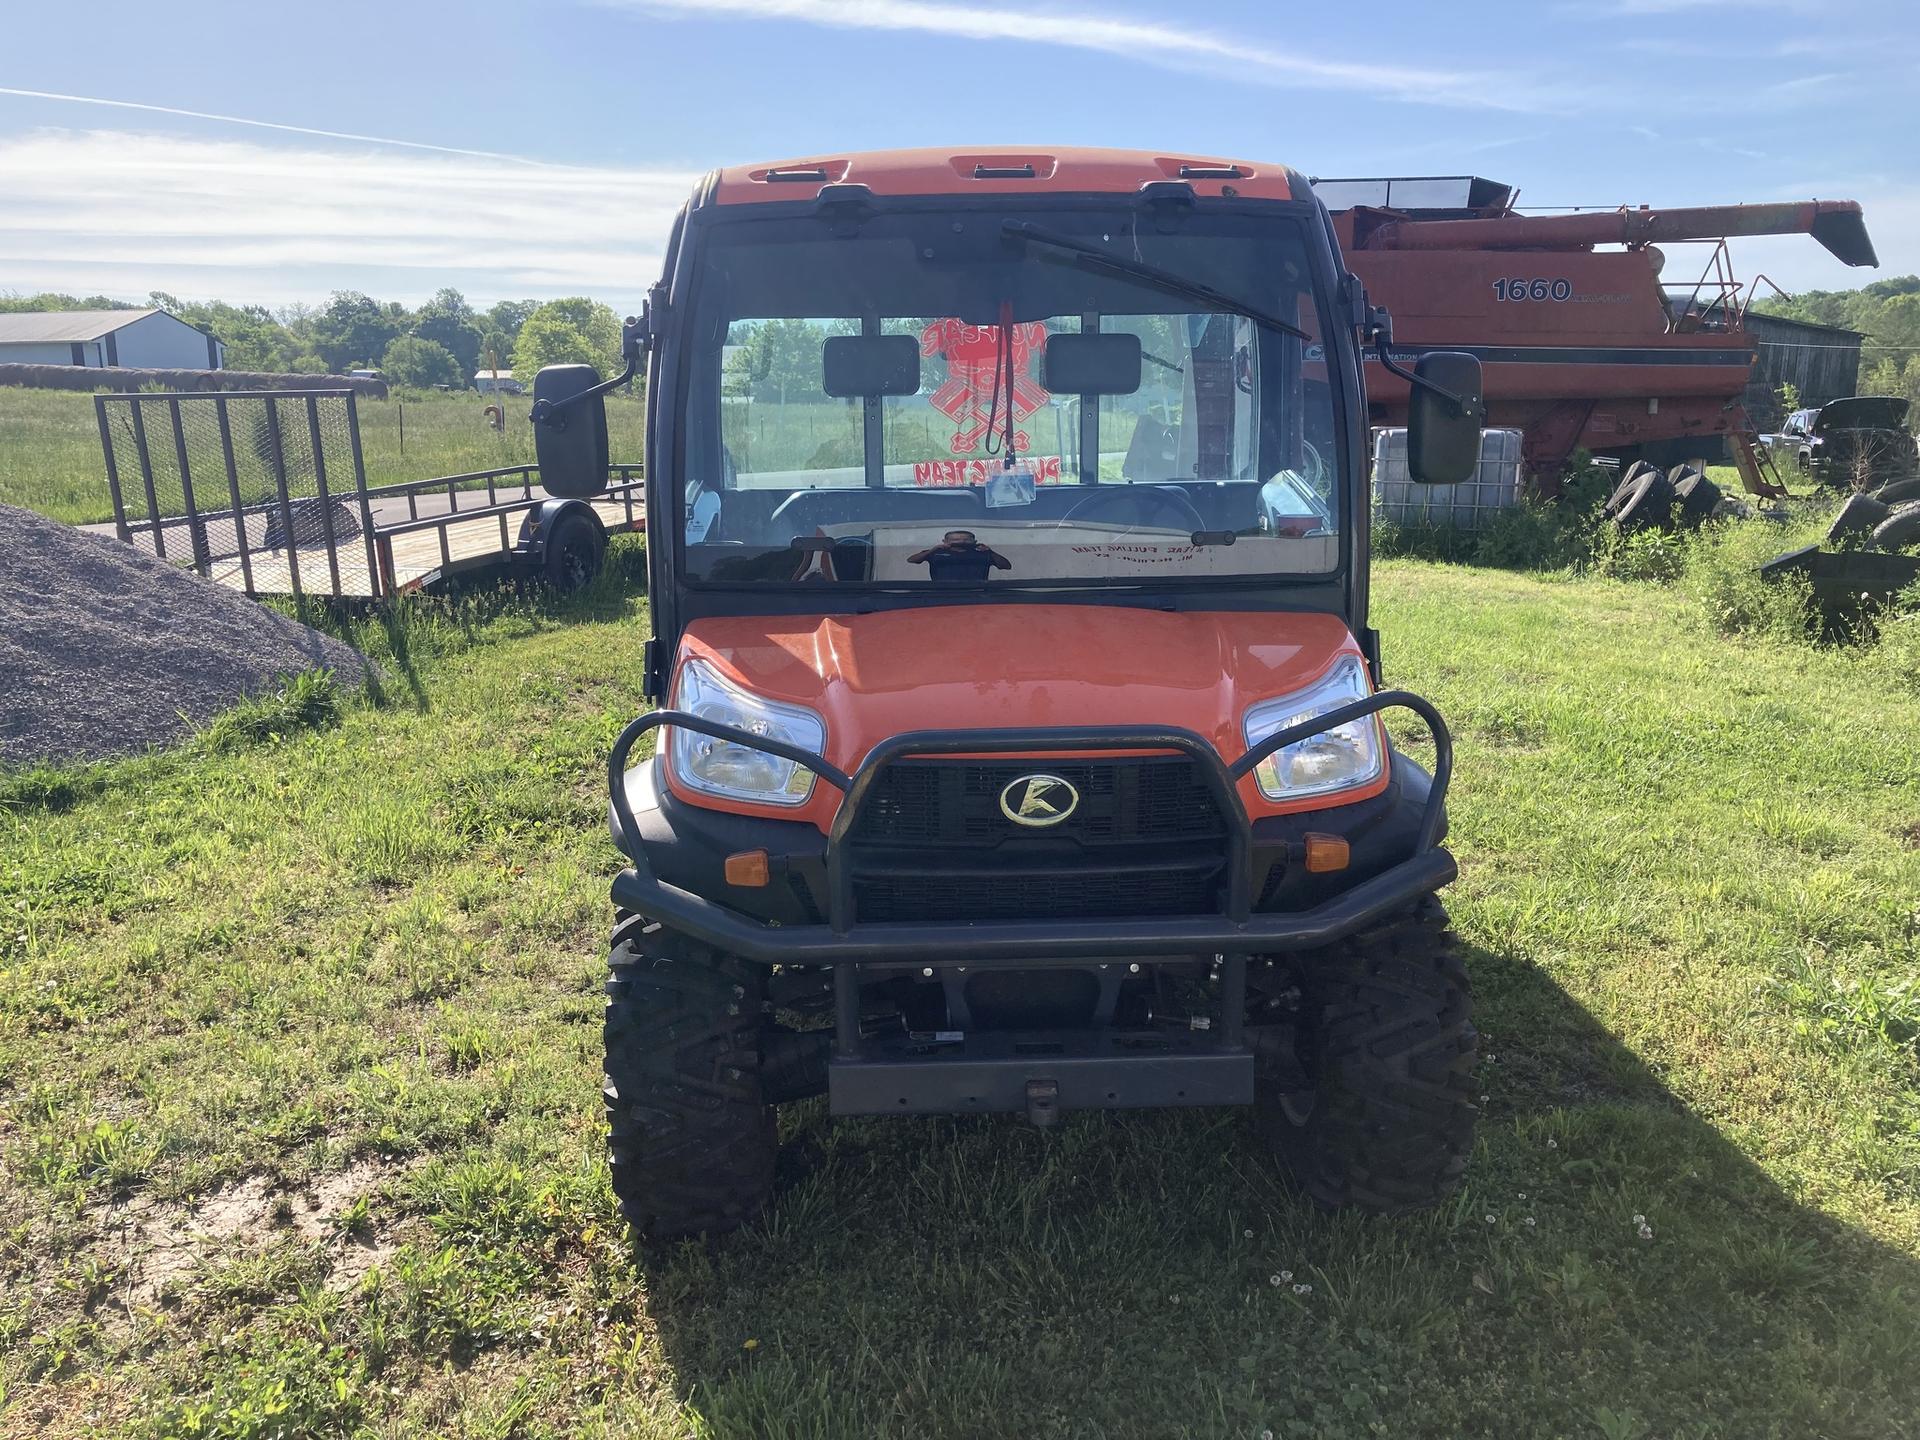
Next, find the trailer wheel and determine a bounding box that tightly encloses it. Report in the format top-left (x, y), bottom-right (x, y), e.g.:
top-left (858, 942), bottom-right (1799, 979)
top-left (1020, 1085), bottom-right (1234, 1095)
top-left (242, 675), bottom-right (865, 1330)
top-left (604, 917), bottom-right (776, 1241)
top-left (1258, 897), bottom-right (1477, 1213)
top-left (544, 509), bottom-right (606, 591)
top-left (1871, 501), bottom-right (1920, 551)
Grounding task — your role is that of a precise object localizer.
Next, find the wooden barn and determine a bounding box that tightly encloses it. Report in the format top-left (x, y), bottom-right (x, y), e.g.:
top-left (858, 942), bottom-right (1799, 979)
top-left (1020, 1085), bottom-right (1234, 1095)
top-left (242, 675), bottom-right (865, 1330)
top-left (1742, 312), bottom-right (1864, 430)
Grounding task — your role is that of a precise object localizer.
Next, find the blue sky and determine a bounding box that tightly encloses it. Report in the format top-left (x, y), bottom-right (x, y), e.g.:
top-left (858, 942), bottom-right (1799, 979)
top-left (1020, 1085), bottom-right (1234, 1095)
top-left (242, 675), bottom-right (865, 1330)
top-left (1, 0), bottom-right (1913, 313)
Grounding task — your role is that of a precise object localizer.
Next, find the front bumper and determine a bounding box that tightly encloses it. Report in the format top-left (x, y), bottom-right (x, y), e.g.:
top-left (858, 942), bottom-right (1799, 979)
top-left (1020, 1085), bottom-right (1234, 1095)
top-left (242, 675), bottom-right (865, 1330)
top-left (605, 694), bottom-right (1455, 1115)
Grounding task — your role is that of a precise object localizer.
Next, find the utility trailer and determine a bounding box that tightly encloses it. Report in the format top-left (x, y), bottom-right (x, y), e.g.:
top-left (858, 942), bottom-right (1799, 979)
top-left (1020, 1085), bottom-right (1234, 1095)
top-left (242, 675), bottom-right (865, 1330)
top-left (95, 388), bottom-right (644, 600)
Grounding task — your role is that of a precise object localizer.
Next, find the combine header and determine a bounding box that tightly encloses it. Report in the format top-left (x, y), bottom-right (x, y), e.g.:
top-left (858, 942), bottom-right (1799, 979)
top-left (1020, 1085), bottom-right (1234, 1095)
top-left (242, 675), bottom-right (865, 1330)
top-left (1319, 177), bottom-right (1878, 493)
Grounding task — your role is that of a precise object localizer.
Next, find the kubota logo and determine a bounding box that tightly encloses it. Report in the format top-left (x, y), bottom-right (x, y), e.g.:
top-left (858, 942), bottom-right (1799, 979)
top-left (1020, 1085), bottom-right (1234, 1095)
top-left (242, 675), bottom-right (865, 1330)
top-left (999, 774), bottom-right (1078, 827)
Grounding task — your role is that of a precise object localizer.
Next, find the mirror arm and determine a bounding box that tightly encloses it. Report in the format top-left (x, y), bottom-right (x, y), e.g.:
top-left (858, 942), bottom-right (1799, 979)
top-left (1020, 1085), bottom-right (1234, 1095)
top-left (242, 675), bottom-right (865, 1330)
top-left (1364, 306), bottom-right (1474, 419)
top-left (529, 310), bottom-right (651, 429)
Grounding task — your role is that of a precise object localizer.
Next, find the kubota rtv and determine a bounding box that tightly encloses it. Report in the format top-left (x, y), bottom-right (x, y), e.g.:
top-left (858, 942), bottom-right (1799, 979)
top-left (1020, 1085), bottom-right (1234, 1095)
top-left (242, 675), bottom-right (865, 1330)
top-left (531, 148), bottom-right (1488, 1239)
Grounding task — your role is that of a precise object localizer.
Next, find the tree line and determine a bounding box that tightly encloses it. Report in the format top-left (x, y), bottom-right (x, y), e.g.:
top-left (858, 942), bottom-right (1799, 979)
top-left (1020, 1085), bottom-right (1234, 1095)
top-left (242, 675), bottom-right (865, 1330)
top-left (1755, 275), bottom-right (1920, 415)
top-left (0, 289), bottom-right (625, 390)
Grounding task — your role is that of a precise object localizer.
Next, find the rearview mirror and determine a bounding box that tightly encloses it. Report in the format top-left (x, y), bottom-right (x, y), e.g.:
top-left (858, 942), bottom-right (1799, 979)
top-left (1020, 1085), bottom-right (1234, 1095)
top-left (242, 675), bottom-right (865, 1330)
top-left (1407, 351), bottom-right (1485, 485)
top-left (532, 364), bottom-right (609, 498)
top-left (1043, 332), bottom-right (1141, 395)
top-left (823, 335), bottom-right (920, 397)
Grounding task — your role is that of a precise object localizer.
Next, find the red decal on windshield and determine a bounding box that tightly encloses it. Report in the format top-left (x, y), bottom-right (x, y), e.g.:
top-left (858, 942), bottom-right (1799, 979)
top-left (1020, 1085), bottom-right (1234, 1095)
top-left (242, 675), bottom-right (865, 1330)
top-left (912, 455), bottom-right (1063, 487)
top-left (919, 319), bottom-right (1051, 454)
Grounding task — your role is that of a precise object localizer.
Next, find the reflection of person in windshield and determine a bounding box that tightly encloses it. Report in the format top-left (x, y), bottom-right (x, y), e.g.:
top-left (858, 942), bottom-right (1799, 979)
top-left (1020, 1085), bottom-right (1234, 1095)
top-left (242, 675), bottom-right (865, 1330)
top-left (908, 530), bottom-right (1012, 583)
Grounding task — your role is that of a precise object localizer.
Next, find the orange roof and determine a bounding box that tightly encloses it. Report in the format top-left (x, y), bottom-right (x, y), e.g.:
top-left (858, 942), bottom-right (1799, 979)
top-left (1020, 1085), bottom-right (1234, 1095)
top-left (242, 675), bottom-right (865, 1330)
top-left (708, 146), bottom-right (1297, 206)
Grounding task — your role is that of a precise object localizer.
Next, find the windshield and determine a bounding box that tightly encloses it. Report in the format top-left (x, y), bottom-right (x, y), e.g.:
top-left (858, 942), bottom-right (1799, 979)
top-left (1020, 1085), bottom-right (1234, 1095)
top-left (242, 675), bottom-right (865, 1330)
top-left (678, 205), bottom-right (1339, 588)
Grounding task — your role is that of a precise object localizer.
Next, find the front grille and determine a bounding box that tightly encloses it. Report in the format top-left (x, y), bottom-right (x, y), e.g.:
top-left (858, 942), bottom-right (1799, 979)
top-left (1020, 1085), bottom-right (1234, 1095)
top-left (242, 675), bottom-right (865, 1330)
top-left (851, 756), bottom-right (1225, 848)
top-left (853, 866), bottom-right (1217, 923)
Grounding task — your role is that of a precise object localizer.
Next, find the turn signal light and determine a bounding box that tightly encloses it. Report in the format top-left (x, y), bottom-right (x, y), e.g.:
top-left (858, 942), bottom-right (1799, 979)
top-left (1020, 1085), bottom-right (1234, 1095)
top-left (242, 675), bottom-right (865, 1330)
top-left (724, 849), bottom-right (770, 887)
top-left (1303, 834), bottom-right (1350, 873)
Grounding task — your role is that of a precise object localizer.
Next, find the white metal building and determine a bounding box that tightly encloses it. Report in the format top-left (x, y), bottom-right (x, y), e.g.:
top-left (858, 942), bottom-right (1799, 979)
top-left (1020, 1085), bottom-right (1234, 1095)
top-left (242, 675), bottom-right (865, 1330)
top-left (0, 309), bottom-right (224, 369)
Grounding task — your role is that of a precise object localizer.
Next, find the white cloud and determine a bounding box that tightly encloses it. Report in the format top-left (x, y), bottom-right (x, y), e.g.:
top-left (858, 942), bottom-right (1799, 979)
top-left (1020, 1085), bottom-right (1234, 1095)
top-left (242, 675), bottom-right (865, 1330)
top-left (605, 0), bottom-right (1554, 111)
top-left (0, 86), bottom-right (552, 164)
top-left (0, 129), bottom-right (696, 308)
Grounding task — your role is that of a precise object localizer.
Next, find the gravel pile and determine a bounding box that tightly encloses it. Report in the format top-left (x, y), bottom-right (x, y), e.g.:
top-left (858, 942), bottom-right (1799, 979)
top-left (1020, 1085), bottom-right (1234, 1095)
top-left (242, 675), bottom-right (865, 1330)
top-left (0, 503), bottom-right (369, 767)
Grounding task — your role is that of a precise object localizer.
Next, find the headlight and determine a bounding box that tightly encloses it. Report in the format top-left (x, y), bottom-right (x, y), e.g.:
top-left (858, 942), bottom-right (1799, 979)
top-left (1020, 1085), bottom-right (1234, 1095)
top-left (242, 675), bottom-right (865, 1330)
top-left (1242, 655), bottom-right (1383, 801)
top-left (667, 658), bottom-right (826, 806)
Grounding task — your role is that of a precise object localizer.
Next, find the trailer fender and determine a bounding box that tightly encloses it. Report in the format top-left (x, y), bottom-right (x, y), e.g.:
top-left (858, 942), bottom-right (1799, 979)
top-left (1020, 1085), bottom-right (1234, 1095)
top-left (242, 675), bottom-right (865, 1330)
top-left (516, 497), bottom-right (604, 561)
top-left (518, 498), bottom-right (609, 590)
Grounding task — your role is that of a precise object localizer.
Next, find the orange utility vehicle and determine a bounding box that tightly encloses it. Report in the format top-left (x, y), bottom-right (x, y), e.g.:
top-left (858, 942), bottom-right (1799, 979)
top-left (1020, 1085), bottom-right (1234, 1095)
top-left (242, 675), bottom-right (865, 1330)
top-left (532, 148), bottom-right (1486, 1239)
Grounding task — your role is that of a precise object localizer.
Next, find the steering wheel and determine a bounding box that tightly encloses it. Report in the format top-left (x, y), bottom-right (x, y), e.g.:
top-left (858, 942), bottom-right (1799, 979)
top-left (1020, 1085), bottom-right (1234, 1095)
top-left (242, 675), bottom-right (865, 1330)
top-left (1298, 440), bottom-right (1329, 492)
top-left (1061, 484), bottom-right (1208, 536)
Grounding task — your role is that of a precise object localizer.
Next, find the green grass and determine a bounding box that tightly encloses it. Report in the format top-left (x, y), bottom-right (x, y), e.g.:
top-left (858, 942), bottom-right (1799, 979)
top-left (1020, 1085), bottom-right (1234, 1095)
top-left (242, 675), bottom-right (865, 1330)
top-left (3, 546), bottom-right (1918, 1436)
top-left (0, 388), bottom-right (647, 526)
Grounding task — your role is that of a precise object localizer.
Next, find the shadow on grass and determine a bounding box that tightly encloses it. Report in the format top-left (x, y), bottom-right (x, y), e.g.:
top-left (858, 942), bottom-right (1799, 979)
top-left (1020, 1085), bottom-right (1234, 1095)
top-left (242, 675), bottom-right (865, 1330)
top-left (297, 535), bottom-right (649, 717)
top-left (633, 938), bottom-right (1920, 1440)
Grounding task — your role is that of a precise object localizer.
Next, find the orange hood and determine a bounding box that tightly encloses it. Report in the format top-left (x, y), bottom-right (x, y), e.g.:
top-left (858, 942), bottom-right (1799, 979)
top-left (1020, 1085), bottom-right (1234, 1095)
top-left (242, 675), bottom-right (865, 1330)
top-left (668, 605), bottom-right (1376, 830)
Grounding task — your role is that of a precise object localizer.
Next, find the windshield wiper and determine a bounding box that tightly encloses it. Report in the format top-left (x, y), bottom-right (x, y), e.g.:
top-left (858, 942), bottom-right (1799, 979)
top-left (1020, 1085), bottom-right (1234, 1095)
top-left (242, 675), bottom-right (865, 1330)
top-left (1002, 220), bottom-right (1310, 342)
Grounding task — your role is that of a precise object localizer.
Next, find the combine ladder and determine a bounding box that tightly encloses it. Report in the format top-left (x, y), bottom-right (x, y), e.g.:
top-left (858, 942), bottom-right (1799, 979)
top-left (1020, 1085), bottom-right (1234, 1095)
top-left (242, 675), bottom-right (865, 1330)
top-left (1728, 408), bottom-right (1789, 499)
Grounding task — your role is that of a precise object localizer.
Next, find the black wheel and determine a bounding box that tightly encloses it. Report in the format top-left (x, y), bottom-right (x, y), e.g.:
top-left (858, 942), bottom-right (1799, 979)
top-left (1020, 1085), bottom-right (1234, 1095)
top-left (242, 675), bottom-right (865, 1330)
top-left (1871, 501), bottom-right (1920, 551)
top-left (1871, 477), bottom-right (1920, 506)
top-left (1614, 471), bottom-right (1678, 533)
top-left (1828, 492), bottom-right (1891, 543)
top-left (1673, 473), bottom-right (1722, 528)
top-left (1606, 461), bottom-right (1655, 517)
top-left (604, 916), bottom-right (776, 1241)
top-left (1257, 898), bottom-right (1477, 1213)
top-left (543, 510), bottom-right (606, 591)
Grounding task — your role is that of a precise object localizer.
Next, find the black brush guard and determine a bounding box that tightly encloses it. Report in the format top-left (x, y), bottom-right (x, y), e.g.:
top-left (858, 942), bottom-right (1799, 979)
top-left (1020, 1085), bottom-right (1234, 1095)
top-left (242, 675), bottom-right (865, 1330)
top-left (607, 693), bottom-right (1454, 1118)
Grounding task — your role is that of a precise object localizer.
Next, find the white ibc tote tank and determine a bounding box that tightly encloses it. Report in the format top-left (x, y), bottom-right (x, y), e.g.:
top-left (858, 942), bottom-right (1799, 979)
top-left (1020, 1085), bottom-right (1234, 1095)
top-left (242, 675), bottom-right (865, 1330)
top-left (1371, 427), bottom-right (1525, 531)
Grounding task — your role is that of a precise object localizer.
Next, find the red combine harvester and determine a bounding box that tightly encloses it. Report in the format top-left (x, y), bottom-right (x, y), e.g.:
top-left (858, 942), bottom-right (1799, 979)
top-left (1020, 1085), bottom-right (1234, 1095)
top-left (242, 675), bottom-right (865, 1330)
top-left (1320, 177), bottom-right (1878, 494)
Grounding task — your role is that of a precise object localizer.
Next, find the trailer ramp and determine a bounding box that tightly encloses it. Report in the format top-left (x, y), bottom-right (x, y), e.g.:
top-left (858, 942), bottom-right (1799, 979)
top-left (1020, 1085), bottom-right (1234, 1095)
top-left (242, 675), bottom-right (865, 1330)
top-left (97, 389), bottom-right (642, 599)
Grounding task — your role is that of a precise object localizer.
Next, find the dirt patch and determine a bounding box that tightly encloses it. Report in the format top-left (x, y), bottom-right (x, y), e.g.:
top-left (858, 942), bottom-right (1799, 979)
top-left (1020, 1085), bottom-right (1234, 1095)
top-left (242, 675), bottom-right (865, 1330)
top-left (94, 1158), bottom-right (396, 1309)
top-left (1897, 820), bottom-right (1920, 850)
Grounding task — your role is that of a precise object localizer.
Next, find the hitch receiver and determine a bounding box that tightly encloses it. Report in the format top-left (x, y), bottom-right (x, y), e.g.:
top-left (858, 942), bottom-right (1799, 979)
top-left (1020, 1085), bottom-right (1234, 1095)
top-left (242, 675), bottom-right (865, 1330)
top-left (1025, 1078), bottom-right (1062, 1129)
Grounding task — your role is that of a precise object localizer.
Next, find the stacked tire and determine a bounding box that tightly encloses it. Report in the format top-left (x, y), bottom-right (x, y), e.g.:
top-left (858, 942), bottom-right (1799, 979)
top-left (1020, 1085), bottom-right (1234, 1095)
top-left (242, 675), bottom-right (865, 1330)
top-left (1604, 460), bottom-right (1658, 518)
top-left (1612, 467), bottom-right (1678, 534)
top-left (1604, 462), bottom-right (1722, 534)
top-left (1873, 501), bottom-right (1920, 550)
top-left (1670, 466), bottom-right (1724, 527)
top-left (1865, 475), bottom-right (1920, 550)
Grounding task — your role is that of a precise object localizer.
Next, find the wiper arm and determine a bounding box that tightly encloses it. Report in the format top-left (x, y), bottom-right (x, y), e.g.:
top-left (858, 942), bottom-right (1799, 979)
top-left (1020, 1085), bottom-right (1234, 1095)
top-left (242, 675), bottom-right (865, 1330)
top-left (1003, 220), bottom-right (1310, 342)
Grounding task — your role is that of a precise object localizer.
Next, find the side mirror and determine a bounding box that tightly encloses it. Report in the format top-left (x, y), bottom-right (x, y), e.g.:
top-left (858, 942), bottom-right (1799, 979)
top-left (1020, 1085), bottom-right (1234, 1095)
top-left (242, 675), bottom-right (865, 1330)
top-left (532, 364), bottom-right (609, 498)
top-left (1407, 351), bottom-right (1485, 485)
